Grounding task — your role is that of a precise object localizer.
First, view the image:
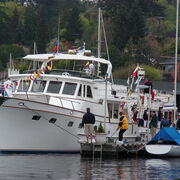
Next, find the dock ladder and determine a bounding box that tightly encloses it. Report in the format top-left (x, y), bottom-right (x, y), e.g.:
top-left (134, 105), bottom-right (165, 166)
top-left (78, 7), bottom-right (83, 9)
top-left (93, 143), bottom-right (103, 158)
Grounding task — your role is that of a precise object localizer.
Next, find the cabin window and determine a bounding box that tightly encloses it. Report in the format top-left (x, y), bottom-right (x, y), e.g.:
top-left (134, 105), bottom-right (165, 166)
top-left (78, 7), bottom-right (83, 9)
top-left (31, 80), bottom-right (46, 92)
top-left (87, 85), bottom-right (93, 98)
top-left (47, 81), bottom-right (62, 94)
top-left (17, 80), bottom-right (30, 92)
top-left (108, 103), bottom-right (119, 119)
top-left (62, 82), bottom-right (77, 95)
top-left (114, 103), bottom-right (119, 118)
top-left (83, 85), bottom-right (86, 97)
top-left (78, 84), bottom-right (82, 96)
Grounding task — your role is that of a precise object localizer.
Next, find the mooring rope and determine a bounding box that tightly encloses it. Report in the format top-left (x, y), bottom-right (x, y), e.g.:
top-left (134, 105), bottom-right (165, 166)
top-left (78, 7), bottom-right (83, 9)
top-left (21, 102), bottom-right (80, 140)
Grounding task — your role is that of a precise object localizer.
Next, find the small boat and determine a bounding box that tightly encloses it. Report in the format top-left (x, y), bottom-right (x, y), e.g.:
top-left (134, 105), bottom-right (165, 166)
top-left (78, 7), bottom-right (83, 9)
top-left (145, 127), bottom-right (180, 157)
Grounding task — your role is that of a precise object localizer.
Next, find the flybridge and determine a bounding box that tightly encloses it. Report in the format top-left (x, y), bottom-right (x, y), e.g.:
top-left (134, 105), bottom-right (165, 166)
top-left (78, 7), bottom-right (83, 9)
top-left (23, 53), bottom-right (112, 79)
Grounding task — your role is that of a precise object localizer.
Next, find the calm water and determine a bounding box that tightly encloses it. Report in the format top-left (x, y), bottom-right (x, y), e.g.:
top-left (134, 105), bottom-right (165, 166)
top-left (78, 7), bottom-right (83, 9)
top-left (0, 154), bottom-right (180, 180)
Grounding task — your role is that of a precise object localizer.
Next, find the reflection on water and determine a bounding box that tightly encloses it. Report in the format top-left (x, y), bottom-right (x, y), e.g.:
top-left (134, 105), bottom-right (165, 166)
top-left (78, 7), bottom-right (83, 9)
top-left (0, 154), bottom-right (180, 180)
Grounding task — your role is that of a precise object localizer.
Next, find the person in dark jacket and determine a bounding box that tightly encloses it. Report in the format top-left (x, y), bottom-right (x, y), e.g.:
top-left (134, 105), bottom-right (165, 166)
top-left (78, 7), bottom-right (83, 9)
top-left (176, 113), bottom-right (180, 130)
top-left (160, 117), bottom-right (170, 128)
top-left (149, 111), bottom-right (158, 137)
top-left (143, 109), bottom-right (148, 127)
top-left (82, 108), bottom-right (95, 143)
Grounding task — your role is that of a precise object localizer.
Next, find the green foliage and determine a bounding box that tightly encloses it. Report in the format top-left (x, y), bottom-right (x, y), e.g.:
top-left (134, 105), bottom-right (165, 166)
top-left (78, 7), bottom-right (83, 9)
top-left (0, 0), bottom-right (178, 77)
top-left (141, 64), bottom-right (163, 80)
top-left (97, 123), bottom-right (105, 133)
top-left (113, 64), bottom-right (163, 81)
top-left (0, 44), bottom-right (26, 71)
top-left (80, 12), bottom-right (95, 47)
top-left (98, 0), bottom-right (163, 51)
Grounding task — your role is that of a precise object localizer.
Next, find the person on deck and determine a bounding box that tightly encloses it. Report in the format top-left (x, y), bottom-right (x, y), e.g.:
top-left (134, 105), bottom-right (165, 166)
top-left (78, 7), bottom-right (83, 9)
top-left (116, 111), bottom-right (129, 144)
top-left (149, 111), bottom-right (158, 137)
top-left (176, 113), bottom-right (180, 132)
top-left (143, 109), bottom-right (148, 127)
top-left (160, 117), bottom-right (170, 128)
top-left (82, 108), bottom-right (95, 143)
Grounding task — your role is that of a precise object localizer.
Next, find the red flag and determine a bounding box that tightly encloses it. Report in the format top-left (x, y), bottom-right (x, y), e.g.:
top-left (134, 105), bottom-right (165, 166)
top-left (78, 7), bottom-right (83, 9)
top-left (52, 41), bottom-right (58, 52)
top-left (52, 46), bottom-right (58, 52)
top-left (132, 66), bottom-right (139, 77)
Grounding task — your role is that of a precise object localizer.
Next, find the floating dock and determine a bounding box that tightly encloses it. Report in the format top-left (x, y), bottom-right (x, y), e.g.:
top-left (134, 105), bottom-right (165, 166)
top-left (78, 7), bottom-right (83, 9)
top-left (80, 141), bottom-right (146, 158)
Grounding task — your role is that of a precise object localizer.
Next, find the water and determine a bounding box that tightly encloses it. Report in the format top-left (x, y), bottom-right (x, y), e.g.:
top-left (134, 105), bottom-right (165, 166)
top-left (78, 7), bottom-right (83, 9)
top-left (0, 154), bottom-right (180, 180)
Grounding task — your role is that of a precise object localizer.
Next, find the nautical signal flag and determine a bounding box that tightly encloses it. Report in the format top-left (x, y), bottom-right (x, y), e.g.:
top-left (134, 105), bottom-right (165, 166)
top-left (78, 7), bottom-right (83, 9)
top-left (52, 41), bottom-right (58, 52)
top-left (131, 65), bottom-right (139, 77)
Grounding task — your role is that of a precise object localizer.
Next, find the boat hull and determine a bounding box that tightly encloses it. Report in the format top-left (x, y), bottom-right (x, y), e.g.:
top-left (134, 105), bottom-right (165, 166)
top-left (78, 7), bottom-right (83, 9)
top-left (145, 144), bottom-right (180, 157)
top-left (0, 98), bottom-right (84, 153)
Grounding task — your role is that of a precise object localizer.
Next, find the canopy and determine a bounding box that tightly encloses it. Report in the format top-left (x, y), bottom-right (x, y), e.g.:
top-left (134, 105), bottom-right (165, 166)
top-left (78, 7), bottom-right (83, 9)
top-left (23, 53), bottom-right (111, 65)
top-left (23, 53), bottom-right (112, 78)
top-left (151, 127), bottom-right (180, 145)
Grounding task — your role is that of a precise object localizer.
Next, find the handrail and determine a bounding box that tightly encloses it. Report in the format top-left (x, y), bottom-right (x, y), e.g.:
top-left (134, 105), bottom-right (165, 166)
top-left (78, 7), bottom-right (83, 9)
top-left (22, 69), bottom-right (102, 80)
top-left (14, 92), bottom-right (81, 111)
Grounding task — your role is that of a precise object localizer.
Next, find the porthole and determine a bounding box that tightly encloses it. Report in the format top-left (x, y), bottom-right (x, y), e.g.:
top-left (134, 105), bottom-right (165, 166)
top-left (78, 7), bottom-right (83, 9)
top-left (32, 115), bottom-right (41, 120)
top-left (68, 121), bottom-right (74, 127)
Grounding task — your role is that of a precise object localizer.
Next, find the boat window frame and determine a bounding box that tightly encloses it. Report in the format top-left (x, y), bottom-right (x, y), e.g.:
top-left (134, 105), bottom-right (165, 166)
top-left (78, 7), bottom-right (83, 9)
top-left (86, 85), bottom-right (93, 98)
top-left (46, 80), bottom-right (62, 94)
top-left (62, 82), bottom-right (77, 96)
top-left (30, 80), bottom-right (47, 93)
top-left (17, 79), bottom-right (31, 92)
top-left (77, 84), bottom-right (82, 97)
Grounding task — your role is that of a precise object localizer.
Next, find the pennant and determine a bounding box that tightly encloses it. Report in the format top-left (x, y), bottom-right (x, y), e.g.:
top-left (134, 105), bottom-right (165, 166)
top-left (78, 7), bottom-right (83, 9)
top-left (131, 66), bottom-right (139, 77)
top-left (37, 69), bottom-right (41, 78)
top-left (52, 41), bottom-right (58, 52)
top-left (25, 77), bottom-right (29, 86)
top-left (127, 77), bottom-right (130, 85)
top-left (33, 72), bottom-right (37, 78)
top-left (30, 74), bottom-right (34, 80)
top-left (42, 67), bottom-right (46, 74)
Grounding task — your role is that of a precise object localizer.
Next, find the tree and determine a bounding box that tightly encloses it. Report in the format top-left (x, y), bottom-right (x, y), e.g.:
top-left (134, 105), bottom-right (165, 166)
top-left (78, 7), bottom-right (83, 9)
top-left (0, 4), bottom-right (10, 44)
top-left (98, 0), bottom-right (163, 51)
top-left (23, 7), bottom-right (37, 47)
top-left (9, 7), bottom-right (20, 43)
top-left (0, 44), bottom-right (25, 71)
top-left (35, 6), bottom-right (49, 53)
top-left (63, 2), bottom-right (82, 43)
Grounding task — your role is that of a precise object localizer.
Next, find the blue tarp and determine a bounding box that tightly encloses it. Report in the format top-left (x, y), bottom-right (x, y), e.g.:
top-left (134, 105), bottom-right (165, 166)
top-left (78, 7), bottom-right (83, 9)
top-left (151, 127), bottom-right (180, 145)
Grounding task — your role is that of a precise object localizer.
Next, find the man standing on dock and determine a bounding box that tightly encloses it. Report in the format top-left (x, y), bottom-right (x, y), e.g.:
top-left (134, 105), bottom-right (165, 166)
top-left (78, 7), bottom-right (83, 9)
top-left (117, 111), bottom-right (129, 144)
top-left (82, 108), bottom-right (95, 143)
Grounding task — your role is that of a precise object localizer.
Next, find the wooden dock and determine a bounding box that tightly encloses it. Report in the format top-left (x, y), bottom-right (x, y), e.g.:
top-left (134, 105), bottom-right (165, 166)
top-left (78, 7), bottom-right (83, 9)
top-left (80, 141), bottom-right (146, 158)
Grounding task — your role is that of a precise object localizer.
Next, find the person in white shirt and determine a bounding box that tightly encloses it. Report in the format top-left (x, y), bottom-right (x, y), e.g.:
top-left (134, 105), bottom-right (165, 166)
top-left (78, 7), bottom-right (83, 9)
top-left (4, 78), bottom-right (13, 97)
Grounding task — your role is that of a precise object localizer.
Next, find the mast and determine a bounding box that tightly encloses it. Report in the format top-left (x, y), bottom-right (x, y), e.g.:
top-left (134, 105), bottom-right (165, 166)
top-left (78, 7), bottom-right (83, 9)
top-left (174, 0), bottom-right (179, 121)
top-left (97, 8), bottom-right (101, 76)
top-left (97, 8), bottom-right (101, 58)
top-left (57, 15), bottom-right (60, 53)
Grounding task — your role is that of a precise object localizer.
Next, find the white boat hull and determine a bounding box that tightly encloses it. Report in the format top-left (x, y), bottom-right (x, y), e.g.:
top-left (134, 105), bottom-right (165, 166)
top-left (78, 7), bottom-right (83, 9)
top-left (145, 144), bottom-right (180, 157)
top-left (0, 98), bottom-right (85, 153)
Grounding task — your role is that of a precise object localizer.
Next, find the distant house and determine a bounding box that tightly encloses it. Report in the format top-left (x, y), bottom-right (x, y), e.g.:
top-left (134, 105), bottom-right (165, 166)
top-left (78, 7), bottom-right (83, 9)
top-left (159, 57), bottom-right (180, 81)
